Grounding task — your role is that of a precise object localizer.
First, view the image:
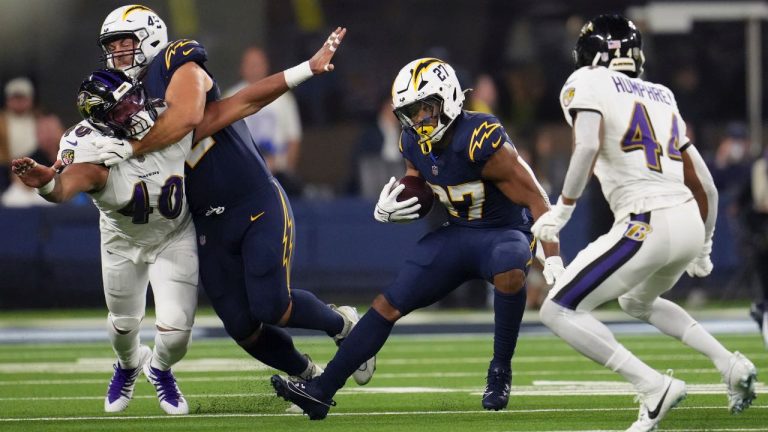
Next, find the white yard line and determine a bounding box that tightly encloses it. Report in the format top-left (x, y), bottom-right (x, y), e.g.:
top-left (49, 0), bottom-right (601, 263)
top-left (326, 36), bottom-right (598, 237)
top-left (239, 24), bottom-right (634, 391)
top-left (0, 406), bottom-right (765, 423)
top-left (0, 383), bottom-right (765, 401)
top-left (0, 353), bottom-right (765, 374)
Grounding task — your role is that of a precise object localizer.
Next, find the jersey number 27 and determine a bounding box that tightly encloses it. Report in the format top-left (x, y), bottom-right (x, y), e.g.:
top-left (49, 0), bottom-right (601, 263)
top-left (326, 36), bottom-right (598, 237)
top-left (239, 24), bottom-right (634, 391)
top-left (621, 102), bottom-right (683, 173)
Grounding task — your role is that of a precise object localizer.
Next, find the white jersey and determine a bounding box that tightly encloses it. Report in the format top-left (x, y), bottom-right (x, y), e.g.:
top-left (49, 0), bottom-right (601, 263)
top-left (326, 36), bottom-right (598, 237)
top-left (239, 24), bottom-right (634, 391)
top-left (559, 66), bottom-right (693, 219)
top-left (58, 120), bottom-right (192, 263)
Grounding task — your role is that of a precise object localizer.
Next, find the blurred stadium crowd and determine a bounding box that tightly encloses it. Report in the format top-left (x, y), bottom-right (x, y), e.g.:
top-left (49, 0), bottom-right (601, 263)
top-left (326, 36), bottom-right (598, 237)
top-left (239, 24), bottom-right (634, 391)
top-left (0, 0), bottom-right (766, 308)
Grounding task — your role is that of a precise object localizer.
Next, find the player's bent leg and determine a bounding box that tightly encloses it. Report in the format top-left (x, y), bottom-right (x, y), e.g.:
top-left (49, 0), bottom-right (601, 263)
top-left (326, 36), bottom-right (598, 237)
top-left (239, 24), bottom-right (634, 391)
top-left (272, 296), bottom-right (401, 420)
top-left (540, 300), bottom-right (666, 396)
top-left (238, 323), bottom-right (311, 377)
top-left (329, 304), bottom-right (376, 385)
top-left (484, 269), bottom-right (526, 411)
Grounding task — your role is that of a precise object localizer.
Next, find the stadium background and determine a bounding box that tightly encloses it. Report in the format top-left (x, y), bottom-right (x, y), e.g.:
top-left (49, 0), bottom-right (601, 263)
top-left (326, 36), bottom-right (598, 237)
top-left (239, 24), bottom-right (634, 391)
top-left (0, 0), bottom-right (766, 309)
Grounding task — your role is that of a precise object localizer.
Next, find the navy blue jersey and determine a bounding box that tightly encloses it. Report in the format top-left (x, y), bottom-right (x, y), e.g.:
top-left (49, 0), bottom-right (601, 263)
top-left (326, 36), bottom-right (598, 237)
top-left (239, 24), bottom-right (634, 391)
top-left (400, 111), bottom-right (531, 230)
top-left (141, 39), bottom-right (272, 215)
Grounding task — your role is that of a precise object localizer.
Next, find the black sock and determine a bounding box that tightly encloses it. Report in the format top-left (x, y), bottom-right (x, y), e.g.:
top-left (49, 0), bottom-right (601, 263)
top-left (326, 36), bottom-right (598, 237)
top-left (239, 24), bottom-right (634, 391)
top-left (317, 308), bottom-right (393, 397)
top-left (491, 287), bottom-right (526, 369)
top-left (241, 324), bottom-right (307, 376)
top-left (287, 289), bottom-right (344, 337)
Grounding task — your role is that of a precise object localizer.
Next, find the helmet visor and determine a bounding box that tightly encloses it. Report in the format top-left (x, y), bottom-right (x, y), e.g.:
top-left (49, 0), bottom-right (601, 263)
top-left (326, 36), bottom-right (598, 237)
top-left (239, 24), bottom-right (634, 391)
top-left (394, 96), bottom-right (442, 129)
top-left (105, 87), bottom-right (147, 136)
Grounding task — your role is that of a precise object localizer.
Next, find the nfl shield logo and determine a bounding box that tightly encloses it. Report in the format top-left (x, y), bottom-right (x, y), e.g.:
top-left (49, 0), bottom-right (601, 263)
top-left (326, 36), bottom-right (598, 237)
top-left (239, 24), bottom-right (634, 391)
top-left (199, 235), bottom-right (206, 246)
top-left (432, 165), bottom-right (439, 176)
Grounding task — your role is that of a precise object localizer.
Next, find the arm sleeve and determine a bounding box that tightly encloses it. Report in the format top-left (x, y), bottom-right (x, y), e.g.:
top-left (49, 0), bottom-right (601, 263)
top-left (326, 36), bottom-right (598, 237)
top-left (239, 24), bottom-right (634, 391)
top-left (685, 145), bottom-right (718, 243)
top-left (560, 110), bottom-right (601, 200)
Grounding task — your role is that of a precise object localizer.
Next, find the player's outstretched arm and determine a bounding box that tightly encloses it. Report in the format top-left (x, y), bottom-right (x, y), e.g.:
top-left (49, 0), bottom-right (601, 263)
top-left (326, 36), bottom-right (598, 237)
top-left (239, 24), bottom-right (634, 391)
top-left (11, 157), bottom-right (107, 203)
top-left (195, 27), bottom-right (346, 142)
top-left (483, 144), bottom-right (564, 281)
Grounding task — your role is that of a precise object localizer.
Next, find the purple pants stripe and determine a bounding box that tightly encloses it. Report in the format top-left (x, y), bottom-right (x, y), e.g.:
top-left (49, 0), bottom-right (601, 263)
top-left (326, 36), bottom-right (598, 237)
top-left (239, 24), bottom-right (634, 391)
top-left (553, 212), bottom-right (650, 310)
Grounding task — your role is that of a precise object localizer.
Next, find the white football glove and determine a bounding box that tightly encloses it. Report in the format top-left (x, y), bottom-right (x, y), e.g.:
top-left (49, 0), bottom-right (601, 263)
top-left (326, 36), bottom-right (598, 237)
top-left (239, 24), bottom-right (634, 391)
top-left (542, 256), bottom-right (565, 285)
top-left (686, 240), bottom-right (713, 277)
top-left (534, 243), bottom-right (566, 285)
top-left (531, 196), bottom-right (576, 243)
top-left (374, 177), bottom-right (421, 223)
top-left (92, 136), bottom-right (134, 166)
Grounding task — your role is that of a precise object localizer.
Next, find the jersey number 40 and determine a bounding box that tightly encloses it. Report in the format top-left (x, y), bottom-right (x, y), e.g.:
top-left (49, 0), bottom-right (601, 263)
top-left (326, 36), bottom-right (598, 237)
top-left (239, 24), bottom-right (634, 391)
top-left (620, 102), bottom-right (683, 173)
top-left (118, 176), bottom-right (184, 224)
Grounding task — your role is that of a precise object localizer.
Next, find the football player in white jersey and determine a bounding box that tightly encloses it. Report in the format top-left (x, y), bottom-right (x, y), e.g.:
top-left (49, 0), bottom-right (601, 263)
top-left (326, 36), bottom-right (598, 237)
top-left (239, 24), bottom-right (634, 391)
top-left (13, 69), bottom-right (195, 415)
top-left (532, 15), bottom-right (758, 432)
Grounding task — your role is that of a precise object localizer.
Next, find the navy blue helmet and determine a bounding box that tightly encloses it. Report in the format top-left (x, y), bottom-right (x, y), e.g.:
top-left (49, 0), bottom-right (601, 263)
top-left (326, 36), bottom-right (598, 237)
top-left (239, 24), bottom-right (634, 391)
top-left (76, 68), bottom-right (156, 138)
top-left (574, 14), bottom-right (644, 77)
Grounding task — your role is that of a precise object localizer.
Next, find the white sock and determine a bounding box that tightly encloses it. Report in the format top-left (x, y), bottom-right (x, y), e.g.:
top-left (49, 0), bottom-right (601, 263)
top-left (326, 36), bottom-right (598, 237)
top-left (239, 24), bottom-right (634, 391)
top-left (646, 298), bottom-right (732, 372)
top-left (151, 329), bottom-right (191, 370)
top-left (540, 300), bottom-right (662, 394)
top-left (605, 345), bottom-right (664, 395)
top-left (107, 323), bottom-right (141, 369)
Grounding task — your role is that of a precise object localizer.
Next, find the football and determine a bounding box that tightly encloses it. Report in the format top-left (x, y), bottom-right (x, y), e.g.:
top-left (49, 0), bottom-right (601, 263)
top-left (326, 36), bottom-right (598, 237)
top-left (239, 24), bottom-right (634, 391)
top-left (395, 175), bottom-right (435, 219)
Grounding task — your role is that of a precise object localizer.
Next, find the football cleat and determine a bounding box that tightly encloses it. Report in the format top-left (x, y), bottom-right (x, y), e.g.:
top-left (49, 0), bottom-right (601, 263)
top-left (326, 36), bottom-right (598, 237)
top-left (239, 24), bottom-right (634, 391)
top-left (749, 302), bottom-right (768, 349)
top-left (330, 305), bottom-right (376, 385)
top-left (626, 373), bottom-right (686, 432)
top-left (144, 363), bottom-right (189, 415)
top-left (723, 351), bottom-right (757, 414)
top-left (271, 375), bottom-right (335, 420)
top-left (286, 354), bottom-right (325, 414)
top-left (104, 345), bottom-right (152, 412)
top-left (482, 364), bottom-right (511, 410)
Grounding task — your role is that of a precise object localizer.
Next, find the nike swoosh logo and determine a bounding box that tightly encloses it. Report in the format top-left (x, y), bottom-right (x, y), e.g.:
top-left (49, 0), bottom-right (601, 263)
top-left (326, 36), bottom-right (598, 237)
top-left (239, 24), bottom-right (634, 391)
top-left (250, 211), bottom-right (265, 222)
top-left (66, 140), bottom-right (78, 146)
top-left (647, 382), bottom-right (671, 419)
top-left (182, 48), bottom-right (194, 55)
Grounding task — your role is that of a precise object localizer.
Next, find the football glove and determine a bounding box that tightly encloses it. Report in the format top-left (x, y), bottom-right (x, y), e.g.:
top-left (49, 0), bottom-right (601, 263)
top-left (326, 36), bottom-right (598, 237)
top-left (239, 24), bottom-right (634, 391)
top-left (542, 256), bottom-right (565, 285)
top-left (531, 196), bottom-right (576, 243)
top-left (92, 136), bottom-right (134, 166)
top-left (686, 240), bottom-right (713, 277)
top-left (374, 177), bottom-right (421, 223)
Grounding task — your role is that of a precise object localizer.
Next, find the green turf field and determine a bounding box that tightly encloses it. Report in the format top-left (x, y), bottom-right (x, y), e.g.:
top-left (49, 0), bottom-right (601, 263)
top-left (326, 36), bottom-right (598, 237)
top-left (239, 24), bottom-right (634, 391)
top-left (0, 333), bottom-right (764, 431)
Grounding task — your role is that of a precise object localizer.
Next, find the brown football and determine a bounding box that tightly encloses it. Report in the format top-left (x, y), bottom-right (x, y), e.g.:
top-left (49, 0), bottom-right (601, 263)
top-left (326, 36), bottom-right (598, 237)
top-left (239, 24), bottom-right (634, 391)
top-left (395, 175), bottom-right (435, 219)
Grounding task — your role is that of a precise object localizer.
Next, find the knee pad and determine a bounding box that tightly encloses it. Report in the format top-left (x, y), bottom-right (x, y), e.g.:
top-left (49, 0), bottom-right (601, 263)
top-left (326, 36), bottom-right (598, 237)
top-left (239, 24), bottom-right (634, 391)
top-left (618, 295), bottom-right (652, 321)
top-left (153, 329), bottom-right (191, 370)
top-left (108, 313), bottom-right (143, 334)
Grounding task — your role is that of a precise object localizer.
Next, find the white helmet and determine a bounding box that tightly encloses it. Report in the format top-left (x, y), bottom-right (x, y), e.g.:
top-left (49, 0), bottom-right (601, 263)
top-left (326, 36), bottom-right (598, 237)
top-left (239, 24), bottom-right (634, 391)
top-left (99, 5), bottom-right (168, 78)
top-left (391, 58), bottom-right (465, 154)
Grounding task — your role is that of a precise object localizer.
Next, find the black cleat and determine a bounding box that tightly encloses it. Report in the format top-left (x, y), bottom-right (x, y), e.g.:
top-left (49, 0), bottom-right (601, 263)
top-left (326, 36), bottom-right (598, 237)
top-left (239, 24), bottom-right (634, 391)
top-left (482, 365), bottom-right (511, 411)
top-left (270, 375), bottom-right (335, 420)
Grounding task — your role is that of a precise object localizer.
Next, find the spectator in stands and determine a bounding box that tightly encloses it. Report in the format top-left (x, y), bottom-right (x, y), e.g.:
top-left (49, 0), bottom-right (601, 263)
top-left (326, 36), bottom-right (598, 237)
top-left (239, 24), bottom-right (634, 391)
top-left (712, 122), bottom-right (752, 204)
top-left (0, 77), bottom-right (38, 194)
top-left (29, 114), bottom-right (64, 167)
top-left (743, 146), bottom-right (768, 348)
top-left (226, 46), bottom-right (304, 195)
top-left (466, 74), bottom-right (498, 114)
top-left (348, 92), bottom-right (402, 198)
top-left (2, 113), bottom-right (64, 207)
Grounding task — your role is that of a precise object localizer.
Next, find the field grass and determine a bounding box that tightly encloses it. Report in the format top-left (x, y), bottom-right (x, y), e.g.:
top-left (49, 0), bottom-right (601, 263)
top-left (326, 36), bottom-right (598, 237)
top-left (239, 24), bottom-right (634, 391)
top-left (0, 332), bottom-right (765, 431)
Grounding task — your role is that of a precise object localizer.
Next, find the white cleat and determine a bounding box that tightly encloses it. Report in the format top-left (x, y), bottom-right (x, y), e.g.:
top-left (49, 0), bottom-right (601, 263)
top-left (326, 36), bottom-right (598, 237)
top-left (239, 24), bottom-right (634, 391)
top-left (144, 362), bottom-right (189, 415)
top-left (723, 351), bottom-right (757, 414)
top-left (104, 345), bottom-right (152, 413)
top-left (626, 374), bottom-right (687, 432)
top-left (331, 305), bottom-right (376, 385)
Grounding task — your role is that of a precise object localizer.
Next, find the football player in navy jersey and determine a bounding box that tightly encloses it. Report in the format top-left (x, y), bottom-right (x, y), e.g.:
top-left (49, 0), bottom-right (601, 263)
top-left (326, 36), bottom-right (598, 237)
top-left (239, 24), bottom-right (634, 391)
top-left (91, 4), bottom-right (375, 393)
top-left (270, 58), bottom-right (565, 419)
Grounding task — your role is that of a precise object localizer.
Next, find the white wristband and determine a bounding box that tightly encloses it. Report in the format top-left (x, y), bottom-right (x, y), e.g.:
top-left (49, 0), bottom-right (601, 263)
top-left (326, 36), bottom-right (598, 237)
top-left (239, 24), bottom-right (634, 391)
top-left (284, 61), bottom-right (313, 89)
top-left (36, 178), bottom-right (56, 196)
